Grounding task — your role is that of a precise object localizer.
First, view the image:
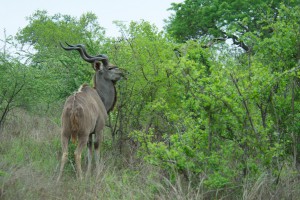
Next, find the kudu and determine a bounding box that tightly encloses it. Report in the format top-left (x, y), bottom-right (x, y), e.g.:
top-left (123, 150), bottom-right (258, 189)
top-left (57, 42), bottom-right (123, 181)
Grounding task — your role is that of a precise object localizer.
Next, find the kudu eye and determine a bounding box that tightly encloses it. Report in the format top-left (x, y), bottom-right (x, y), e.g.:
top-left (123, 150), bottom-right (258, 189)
top-left (108, 66), bottom-right (118, 70)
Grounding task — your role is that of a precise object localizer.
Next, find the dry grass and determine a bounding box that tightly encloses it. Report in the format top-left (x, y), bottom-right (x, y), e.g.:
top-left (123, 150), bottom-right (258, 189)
top-left (1, 109), bottom-right (300, 199)
top-left (242, 170), bottom-right (300, 200)
top-left (0, 109), bottom-right (163, 199)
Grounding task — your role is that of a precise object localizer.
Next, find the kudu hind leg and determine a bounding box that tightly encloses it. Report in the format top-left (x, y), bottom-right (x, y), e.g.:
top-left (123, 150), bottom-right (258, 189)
top-left (74, 135), bottom-right (88, 180)
top-left (86, 134), bottom-right (93, 178)
top-left (57, 134), bottom-right (69, 182)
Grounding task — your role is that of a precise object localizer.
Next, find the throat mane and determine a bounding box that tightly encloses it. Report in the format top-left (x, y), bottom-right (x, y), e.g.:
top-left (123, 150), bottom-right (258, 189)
top-left (94, 75), bottom-right (117, 113)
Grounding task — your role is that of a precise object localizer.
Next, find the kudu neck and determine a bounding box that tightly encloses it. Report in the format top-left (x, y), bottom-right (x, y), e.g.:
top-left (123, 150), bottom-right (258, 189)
top-left (94, 74), bottom-right (116, 113)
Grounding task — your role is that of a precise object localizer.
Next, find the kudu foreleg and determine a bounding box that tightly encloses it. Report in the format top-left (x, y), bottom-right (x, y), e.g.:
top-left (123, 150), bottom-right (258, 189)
top-left (94, 130), bottom-right (102, 177)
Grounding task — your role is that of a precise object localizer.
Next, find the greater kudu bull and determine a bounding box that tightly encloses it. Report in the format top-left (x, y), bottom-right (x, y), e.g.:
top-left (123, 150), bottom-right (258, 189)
top-left (57, 43), bottom-right (123, 181)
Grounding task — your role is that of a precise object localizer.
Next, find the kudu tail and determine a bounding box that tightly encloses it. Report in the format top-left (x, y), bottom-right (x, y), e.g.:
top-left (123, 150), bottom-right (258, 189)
top-left (70, 108), bottom-right (82, 144)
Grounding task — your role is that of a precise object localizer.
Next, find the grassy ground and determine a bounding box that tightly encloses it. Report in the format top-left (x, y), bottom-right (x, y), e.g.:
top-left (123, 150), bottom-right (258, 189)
top-left (1, 109), bottom-right (300, 199)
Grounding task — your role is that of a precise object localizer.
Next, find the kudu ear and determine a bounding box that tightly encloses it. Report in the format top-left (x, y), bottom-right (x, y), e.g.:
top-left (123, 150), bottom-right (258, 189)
top-left (93, 62), bottom-right (103, 71)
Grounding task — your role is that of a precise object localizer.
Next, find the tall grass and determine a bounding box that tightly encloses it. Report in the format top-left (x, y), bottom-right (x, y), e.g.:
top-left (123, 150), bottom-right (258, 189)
top-left (1, 109), bottom-right (300, 199)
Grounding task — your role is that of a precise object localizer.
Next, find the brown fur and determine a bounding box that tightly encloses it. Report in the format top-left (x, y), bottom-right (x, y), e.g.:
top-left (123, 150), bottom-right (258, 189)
top-left (70, 107), bottom-right (83, 144)
top-left (58, 86), bottom-right (107, 181)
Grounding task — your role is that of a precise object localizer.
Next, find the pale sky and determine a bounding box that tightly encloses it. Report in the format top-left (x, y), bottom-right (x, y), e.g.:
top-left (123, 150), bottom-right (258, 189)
top-left (0, 0), bottom-right (182, 40)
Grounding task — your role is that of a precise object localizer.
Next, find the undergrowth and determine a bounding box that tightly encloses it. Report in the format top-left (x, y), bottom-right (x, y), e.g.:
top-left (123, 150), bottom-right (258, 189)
top-left (0, 109), bottom-right (300, 199)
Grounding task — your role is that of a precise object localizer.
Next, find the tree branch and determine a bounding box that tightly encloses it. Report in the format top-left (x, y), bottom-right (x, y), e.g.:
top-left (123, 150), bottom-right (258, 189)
top-left (230, 73), bottom-right (257, 136)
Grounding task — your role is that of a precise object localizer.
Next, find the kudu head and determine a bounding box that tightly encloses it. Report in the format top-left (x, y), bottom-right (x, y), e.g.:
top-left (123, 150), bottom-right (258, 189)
top-left (60, 42), bottom-right (123, 112)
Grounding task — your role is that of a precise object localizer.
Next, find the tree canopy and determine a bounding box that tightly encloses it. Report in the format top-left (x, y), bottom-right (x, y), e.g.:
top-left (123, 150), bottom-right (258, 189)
top-left (166, 0), bottom-right (300, 51)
